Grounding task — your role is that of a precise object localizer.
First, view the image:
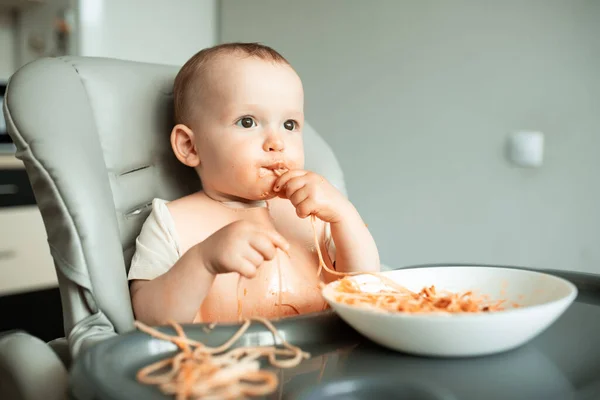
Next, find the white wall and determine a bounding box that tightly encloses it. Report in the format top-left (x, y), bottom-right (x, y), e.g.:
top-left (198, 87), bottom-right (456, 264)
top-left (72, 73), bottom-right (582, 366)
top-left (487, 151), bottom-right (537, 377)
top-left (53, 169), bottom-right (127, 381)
top-left (0, 11), bottom-right (14, 80)
top-left (78, 0), bottom-right (217, 66)
top-left (220, 0), bottom-right (600, 274)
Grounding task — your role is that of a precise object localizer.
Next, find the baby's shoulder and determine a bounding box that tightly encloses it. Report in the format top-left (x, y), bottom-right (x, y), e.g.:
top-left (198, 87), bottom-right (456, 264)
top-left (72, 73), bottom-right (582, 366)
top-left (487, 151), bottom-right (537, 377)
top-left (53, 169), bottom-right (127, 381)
top-left (161, 192), bottom-right (224, 253)
top-left (163, 191), bottom-right (222, 232)
top-left (164, 191), bottom-right (214, 217)
top-left (139, 194), bottom-right (210, 228)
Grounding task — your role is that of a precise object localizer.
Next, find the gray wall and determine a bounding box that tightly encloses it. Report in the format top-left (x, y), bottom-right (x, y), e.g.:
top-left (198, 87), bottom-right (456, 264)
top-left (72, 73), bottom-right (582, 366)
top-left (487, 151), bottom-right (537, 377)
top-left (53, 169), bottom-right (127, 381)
top-left (220, 0), bottom-right (600, 273)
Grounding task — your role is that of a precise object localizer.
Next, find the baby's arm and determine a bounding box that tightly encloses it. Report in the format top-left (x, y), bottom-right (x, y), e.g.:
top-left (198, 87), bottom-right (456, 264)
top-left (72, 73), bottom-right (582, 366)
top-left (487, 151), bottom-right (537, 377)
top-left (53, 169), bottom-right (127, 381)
top-left (130, 245), bottom-right (214, 326)
top-left (131, 220), bottom-right (289, 325)
top-left (328, 203), bottom-right (380, 273)
top-left (274, 170), bottom-right (380, 274)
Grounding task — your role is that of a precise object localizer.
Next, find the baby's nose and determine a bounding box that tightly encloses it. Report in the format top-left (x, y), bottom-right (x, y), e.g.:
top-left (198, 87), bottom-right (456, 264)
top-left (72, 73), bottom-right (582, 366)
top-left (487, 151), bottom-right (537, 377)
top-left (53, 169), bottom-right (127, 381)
top-left (264, 135), bottom-right (285, 152)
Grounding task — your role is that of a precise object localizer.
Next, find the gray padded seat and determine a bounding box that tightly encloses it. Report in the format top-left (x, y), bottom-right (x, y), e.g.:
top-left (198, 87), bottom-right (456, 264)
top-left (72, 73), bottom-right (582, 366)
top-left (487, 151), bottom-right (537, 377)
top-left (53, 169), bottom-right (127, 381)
top-left (0, 55), bottom-right (348, 400)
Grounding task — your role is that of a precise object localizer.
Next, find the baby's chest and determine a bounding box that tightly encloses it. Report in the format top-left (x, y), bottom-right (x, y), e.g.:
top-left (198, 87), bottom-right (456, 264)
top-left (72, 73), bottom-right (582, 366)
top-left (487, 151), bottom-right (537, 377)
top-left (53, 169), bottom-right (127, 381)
top-left (200, 250), bottom-right (325, 323)
top-left (184, 205), bottom-right (326, 322)
top-left (177, 203), bottom-right (321, 258)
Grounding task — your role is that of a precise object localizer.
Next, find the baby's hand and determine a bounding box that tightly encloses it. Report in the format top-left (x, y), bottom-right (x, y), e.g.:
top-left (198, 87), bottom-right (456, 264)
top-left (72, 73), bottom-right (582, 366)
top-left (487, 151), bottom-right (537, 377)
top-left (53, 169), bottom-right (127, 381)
top-left (198, 220), bottom-right (289, 278)
top-left (273, 170), bottom-right (349, 223)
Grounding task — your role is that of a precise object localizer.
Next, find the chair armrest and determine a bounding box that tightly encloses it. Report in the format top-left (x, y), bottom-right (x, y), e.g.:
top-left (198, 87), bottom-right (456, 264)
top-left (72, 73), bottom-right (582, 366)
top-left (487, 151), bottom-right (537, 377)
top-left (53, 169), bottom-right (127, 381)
top-left (0, 331), bottom-right (68, 400)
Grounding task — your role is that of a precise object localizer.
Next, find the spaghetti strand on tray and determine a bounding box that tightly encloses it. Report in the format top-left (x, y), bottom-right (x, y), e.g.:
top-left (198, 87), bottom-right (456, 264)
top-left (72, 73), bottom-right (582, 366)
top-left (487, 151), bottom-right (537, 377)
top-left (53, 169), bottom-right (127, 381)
top-left (135, 317), bottom-right (309, 399)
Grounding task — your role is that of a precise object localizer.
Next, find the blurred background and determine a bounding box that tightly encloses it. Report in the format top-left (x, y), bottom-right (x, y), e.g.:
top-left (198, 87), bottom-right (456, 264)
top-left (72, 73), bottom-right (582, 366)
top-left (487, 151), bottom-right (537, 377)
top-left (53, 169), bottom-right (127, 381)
top-left (0, 0), bottom-right (598, 341)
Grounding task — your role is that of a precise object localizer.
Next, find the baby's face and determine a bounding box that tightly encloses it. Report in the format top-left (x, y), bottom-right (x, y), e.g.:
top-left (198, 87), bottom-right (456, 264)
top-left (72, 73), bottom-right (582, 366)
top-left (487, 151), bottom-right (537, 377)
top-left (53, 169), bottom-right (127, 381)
top-left (192, 55), bottom-right (305, 202)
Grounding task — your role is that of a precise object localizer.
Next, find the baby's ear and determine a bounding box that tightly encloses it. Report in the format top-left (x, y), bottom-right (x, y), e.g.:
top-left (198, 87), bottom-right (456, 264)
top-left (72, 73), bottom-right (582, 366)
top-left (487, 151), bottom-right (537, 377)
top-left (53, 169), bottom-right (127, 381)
top-left (170, 124), bottom-right (200, 167)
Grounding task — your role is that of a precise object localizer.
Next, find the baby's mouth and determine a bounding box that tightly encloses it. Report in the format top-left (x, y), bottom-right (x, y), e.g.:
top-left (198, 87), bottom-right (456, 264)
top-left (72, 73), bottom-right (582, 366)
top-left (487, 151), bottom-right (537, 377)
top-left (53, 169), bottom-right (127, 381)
top-left (260, 162), bottom-right (289, 177)
top-left (273, 167), bottom-right (288, 177)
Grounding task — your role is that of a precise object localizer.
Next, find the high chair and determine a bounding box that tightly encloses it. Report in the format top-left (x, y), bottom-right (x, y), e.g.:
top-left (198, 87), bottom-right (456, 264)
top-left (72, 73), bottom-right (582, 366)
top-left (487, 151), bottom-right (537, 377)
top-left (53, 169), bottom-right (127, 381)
top-left (0, 56), bottom-right (349, 400)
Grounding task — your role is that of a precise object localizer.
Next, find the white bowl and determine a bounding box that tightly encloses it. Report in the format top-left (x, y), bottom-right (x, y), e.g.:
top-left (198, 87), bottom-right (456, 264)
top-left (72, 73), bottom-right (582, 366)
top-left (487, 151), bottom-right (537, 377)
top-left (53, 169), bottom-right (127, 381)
top-left (322, 266), bottom-right (578, 357)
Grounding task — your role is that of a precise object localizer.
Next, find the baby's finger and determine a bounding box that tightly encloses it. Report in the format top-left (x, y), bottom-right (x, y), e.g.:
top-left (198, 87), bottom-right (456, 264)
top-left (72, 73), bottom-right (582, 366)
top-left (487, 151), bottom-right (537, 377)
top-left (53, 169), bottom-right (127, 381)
top-left (249, 234), bottom-right (278, 262)
top-left (236, 258), bottom-right (259, 279)
top-left (289, 186), bottom-right (310, 207)
top-left (243, 246), bottom-right (266, 266)
top-left (295, 198), bottom-right (317, 219)
top-left (273, 170), bottom-right (306, 193)
top-left (262, 229), bottom-right (290, 253)
top-left (284, 176), bottom-right (308, 200)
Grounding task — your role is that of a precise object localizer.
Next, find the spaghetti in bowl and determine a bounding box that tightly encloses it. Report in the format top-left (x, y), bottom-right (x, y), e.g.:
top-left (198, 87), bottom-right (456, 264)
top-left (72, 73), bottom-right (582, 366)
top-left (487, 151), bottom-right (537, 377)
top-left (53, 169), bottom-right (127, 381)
top-left (321, 266), bottom-right (577, 357)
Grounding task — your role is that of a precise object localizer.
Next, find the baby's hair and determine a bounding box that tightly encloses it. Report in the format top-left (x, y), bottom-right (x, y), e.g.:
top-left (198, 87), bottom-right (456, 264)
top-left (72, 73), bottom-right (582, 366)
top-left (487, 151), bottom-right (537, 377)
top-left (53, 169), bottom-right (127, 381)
top-left (173, 42), bottom-right (291, 126)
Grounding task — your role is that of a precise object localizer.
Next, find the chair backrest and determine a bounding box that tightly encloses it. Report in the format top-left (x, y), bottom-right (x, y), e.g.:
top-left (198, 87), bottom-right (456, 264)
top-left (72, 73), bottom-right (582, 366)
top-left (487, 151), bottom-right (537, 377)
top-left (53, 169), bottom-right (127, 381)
top-left (2, 56), bottom-right (347, 357)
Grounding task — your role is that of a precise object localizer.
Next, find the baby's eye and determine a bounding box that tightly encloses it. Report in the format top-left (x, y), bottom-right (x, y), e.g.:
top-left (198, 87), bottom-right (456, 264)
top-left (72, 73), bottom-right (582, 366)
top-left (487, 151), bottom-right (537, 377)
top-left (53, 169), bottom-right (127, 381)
top-left (236, 117), bottom-right (257, 129)
top-left (283, 120), bottom-right (297, 131)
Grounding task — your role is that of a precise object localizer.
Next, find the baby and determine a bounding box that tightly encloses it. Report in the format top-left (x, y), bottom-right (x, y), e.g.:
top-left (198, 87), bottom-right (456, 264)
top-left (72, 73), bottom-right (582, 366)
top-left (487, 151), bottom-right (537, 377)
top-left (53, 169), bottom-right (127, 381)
top-left (128, 43), bottom-right (380, 325)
